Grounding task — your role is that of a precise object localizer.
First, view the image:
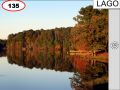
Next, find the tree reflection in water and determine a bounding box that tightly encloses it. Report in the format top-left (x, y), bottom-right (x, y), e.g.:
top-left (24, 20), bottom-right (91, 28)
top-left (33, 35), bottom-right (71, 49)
top-left (5, 49), bottom-right (108, 90)
top-left (7, 50), bottom-right (74, 72)
top-left (70, 60), bottom-right (108, 90)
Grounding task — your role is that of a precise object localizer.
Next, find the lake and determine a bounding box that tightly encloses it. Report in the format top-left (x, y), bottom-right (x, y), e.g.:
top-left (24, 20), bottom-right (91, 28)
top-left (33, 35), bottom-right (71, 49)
top-left (0, 51), bottom-right (108, 90)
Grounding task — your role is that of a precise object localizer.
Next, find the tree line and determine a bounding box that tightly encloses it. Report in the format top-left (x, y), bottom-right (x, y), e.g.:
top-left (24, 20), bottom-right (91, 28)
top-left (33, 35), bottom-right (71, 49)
top-left (0, 39), bottom-right (6, 52)
top-left (6, 5), bottom-right (108, 53)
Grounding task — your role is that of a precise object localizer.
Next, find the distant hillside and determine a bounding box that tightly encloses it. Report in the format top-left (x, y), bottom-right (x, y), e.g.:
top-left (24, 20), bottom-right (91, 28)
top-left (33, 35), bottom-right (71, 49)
top-left (0, 39), bottom-right (6, 52)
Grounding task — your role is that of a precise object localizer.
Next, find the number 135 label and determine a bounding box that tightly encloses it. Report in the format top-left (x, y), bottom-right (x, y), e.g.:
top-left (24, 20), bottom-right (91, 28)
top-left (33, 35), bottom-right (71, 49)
top-left (2, 0), bottom-right (26, 12)
top-left (8, 3), bottom-right (19, 8)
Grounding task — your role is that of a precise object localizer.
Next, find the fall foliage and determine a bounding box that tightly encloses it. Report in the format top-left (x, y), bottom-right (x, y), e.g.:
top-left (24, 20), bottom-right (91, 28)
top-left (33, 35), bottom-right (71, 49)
top-left (0, 5), bottom-right (108, 55)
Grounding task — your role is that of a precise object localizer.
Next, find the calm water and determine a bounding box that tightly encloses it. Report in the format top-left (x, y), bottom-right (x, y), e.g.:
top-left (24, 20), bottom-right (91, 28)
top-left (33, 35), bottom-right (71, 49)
top-left (0, 57), bottom-right (73, 90)
top-left (0, 51), bottom-right (108, 90)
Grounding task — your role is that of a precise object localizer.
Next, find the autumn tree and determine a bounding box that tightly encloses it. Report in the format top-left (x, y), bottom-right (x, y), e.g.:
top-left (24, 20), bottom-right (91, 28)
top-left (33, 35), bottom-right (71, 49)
top-left (73, 5), bottom-right (108, 51)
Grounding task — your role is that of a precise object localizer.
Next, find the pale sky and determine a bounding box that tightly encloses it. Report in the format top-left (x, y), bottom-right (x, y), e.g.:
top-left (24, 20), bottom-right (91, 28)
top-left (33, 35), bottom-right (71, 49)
top-left (0, 1), bottom-right (92, 39)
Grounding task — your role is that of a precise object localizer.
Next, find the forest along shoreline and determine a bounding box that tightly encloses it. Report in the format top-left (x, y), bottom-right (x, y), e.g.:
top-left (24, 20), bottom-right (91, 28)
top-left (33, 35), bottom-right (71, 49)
top-left (0, 39), bottom-right (6, 57)
top-left (0, 6), bottom-right (108, 64)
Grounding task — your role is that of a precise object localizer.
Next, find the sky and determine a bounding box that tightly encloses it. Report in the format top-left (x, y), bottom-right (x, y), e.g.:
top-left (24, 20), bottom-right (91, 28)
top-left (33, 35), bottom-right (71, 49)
top-left (0, 1), bottom-right (92, 39)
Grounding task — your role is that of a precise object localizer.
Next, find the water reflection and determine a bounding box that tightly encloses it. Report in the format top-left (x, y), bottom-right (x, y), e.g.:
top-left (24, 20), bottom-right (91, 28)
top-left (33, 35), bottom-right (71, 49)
top-left (69, 56), bottom-right (108, 90)
top-left (7, 49), bottom-right (73, 72)
top-left (0, 50), bottom-right (108, 90)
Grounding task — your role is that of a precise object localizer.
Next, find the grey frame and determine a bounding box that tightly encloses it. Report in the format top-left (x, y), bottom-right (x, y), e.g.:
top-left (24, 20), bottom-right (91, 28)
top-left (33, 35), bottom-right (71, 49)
top-left (109, 9), bottom-right (120, 90)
